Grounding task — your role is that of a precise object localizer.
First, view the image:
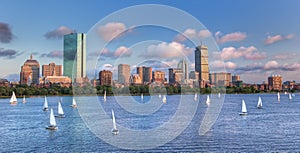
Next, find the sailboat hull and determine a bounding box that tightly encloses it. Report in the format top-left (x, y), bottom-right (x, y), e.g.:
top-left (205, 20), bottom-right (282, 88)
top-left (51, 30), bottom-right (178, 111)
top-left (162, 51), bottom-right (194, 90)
top-left (111, 129), bottom-right (119, 135)
top-left (55, 114), bottom-right (65, 118)
top-left (10, 101), bottom-right (17, 105)
top-left (43, 108), bottom-right (48, 111)
top-left (239, 112), bottom-right (247, 115)
top-left (257, 106), bottom-right (262, 109)
top-left (46, 125), bottom-right (58, 130)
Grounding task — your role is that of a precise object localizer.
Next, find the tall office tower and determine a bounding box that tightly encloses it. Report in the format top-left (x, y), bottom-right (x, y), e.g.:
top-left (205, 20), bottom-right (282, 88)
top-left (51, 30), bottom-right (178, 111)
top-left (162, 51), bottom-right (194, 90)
top-left (42, 62), bottom-right (62, 77)
top-left (63, 33), bottom-right (86, 80)
top-left (137, 67), bottom-right (143, 83)
top-left (20, 54), bottom-right (40, 85)
top-left (268, 74), bottom-right (282, 91)
top-left (118, 64), bottom-right (130, 85)
top-left (99, 70), bottom-right (113, 86)
top-left (195, 45), bottom-right (209, 82)
top-left (177, 59), bottom-right (188, 80)
top-left (143, 67), bottom-right (152, 83)
top-left (137, 66), bottom-right (152, 84)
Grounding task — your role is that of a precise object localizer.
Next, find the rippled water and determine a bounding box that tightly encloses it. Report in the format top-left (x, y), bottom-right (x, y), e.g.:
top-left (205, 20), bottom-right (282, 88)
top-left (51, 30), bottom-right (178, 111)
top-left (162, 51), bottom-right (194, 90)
top-left (0, 94), bottom-right (299, 152)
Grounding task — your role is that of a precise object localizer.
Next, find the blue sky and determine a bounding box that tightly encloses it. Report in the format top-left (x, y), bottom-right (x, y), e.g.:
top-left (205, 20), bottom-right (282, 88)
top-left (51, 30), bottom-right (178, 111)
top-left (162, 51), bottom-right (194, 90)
top-left (0, 0), bottom-right (300, 83)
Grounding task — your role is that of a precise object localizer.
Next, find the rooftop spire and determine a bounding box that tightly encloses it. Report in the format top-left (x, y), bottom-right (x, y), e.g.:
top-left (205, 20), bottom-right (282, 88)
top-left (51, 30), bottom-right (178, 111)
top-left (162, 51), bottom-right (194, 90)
top-left (30, 54), bottom-right (33, 60)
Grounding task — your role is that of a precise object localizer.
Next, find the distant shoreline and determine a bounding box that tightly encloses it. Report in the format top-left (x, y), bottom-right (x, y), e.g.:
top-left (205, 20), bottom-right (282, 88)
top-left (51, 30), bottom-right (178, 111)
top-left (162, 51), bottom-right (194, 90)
top-left (1, 92), bottom-right (296, 99)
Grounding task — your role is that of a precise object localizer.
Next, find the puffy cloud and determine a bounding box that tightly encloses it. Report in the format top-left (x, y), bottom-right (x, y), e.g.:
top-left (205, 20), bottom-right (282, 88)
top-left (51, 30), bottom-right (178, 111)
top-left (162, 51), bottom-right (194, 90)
top-left (235, 61), bottom-right (300, 74)
top-left (215, 31), bottom-right (247, 44)
top-left (40, 51), bottom-right (63, 58)
top-left (97, 22), bottom-right (126, 42)
top-left (114, 46), bottom-right (131, 57)
top-left (92, 46), bottom-right (131, 59)
top-left (264, 60), bottom-right (279, 70)
top-left (174, 29), bottom-right (212, 42)
top-left (272, 53), bottom-right (298, 60)
top-left (0, 48), bottom-right (22, 59)
top-left (211, 61), bottom-right (237, 70)
top-left (141, 41), bottom-right (193, 58)
top-left (0, 22), bottom-right (13, 43)
top-left (220, 46), bottom-right (266, 60)
top-left (44, 26), bottom-right (75, 39)
top-left (264, 34), bottom-right (294, 45)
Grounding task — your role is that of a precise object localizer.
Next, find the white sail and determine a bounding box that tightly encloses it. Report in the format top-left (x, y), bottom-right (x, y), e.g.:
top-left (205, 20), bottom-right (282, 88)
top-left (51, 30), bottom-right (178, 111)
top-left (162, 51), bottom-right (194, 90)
top-left (22, 95), bottom-right (26, 103)
top-left (141, 93), bottom-right (144, 101)
top-left (242, 100), bottom-right (247, 113)
top-left (194, 93), bottom-right (197, 101)
top-left (9, 91), bottom-right (17, 104)
top-left (112, 109), bottom-right (117, 130)
top-left (43, 96), bottom-right (48, 109)
top-left (206, 95), bottom-right (210, 105)
top-left (162, 95), bottom-right (167, 103)
top-left (218, 93), bottom-right (221, 98)
top-left (289, 93), bottom-right (292, 100)
top-left (257, 96), bottom-right (262, 108)
top-left (158, 94), bottom-right (161, 98)
top-left (49, 108), bottom-right (56, 126)
top-left (104, 90), bottom-right (107, 102)
top-left (58, 102), bottom-right (64, 115)
top-left (277, 92), bottom-right (280, 101)
top-left (72, 98), bottom-right (77, 106)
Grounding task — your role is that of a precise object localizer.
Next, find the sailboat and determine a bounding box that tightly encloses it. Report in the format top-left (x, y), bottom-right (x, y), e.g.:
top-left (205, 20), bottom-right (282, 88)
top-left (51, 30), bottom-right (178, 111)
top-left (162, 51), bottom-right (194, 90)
top-left (218, 92), bottom-right (221, 98)
top-left (71, 98), bottom-right (77, 108)
top-left (103, 90), bottom-right (107, 102)
top-left (194, 93), bottom-right (197, 101)
top-left (277, 92), bottom-right (280, 102)
top-left (55, 102), bottom-right (65, 118)
top-left (43, 96), bottom-right (49, 111)
top-left (22, 95), bottom-right (26, 103)
top-left (111, 109), bottom-right (119, 135)
top-left (289, 93), bottom-right (292, 101)
top-left (257, 96), bottom-right (262, 109)
top-left (9, 91), bottom-right (17, 105)
top-left (162, 95), bottom-right (167, 103)
top-left (205, 95), bottom-right (210, 105)
top-left (46, 108), bottom-right (58, 130)
top-left (141, 93), bottom-right (144, 101)
top-left (239, 100), bottom-right (247, 115)
top-left (158, 94), bottom-right (161, 98)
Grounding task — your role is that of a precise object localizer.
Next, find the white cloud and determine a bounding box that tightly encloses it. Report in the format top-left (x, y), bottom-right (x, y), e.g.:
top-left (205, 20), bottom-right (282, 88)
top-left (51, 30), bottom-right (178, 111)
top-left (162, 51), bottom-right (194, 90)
top-left (114, 46), bottom-right (131, 57)
top-left (264, 34), bottom-right (294, 45)
top-left (142, 41), bottom-right (193, 58)
top-left (264, 61), bottom-right (279, 70)
top-left (220, 46), bottom-right (266, 60)
top-left (97, 22), bottom-right (126, 42)
top-left (211, 61), bottom-right (237, 70)
top-left (215, 31), bottom-right (247, 44)
top-left (44, 26), bottom-right (74, 39)
top-left (174, 29), bottom-right (211, 42)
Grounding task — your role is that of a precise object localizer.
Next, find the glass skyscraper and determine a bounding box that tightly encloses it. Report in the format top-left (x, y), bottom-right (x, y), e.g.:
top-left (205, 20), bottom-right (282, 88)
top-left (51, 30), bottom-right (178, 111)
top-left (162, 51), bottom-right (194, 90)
top-left (195, 45), bottom-right (209, 82)
top-left (63, 33), bottom-right (86, 80)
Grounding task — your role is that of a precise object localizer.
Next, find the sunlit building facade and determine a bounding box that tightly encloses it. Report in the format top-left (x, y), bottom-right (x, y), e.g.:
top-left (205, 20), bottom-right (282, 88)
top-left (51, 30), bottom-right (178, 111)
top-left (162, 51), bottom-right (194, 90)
top-left (20, 55), bottom-right (40, 85)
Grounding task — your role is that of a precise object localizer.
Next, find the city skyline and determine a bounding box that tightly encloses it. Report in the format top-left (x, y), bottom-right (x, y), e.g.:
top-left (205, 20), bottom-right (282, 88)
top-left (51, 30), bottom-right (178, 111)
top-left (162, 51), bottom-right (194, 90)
top-left (1, 1), bottom-right (300, 83)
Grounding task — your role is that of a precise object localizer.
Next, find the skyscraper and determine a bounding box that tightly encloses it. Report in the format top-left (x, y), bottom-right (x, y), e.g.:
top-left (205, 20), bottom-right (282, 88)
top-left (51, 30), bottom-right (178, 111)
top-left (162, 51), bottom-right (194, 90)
top-left (137, 66), bottom-right (152, 84)
top-left (20, 55), bottom-right (40, 85)
top-left (118, 64), bottom-right (130, 85)
top-left (177, 59), bottom-right (188, 80)
top-left (195, 45), bottom-right (209, 82)
top-left (42, 62), bottom-right (62, 77)
top-left (99, 70), bottom-right (113, 86)
top-left (268, 75), bottom-right (282, 91)
top-left (63, 33), bottom-right (86, 81)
